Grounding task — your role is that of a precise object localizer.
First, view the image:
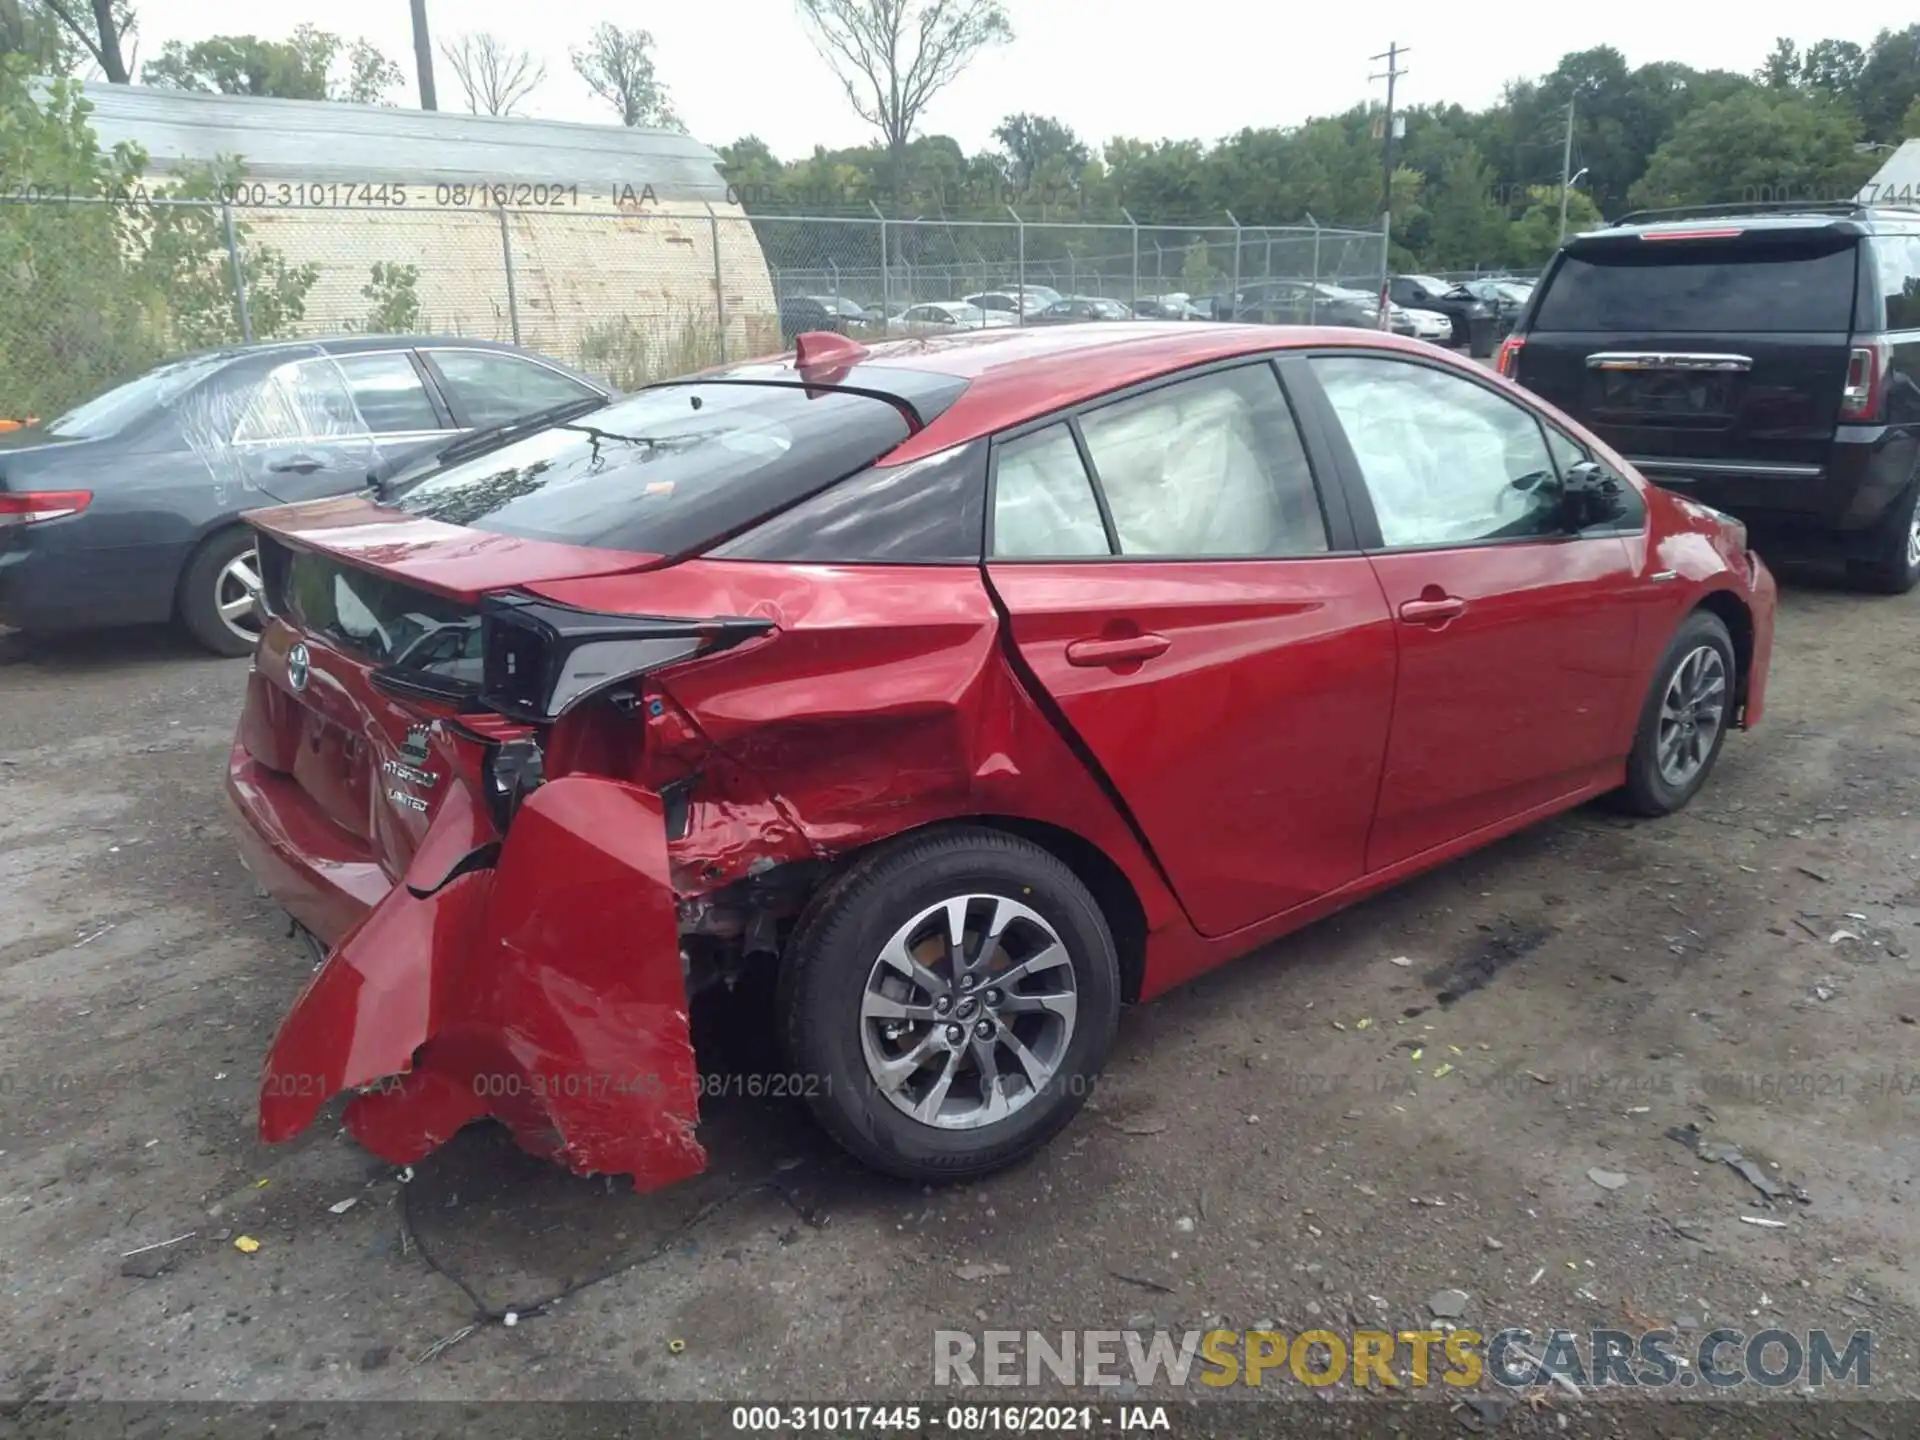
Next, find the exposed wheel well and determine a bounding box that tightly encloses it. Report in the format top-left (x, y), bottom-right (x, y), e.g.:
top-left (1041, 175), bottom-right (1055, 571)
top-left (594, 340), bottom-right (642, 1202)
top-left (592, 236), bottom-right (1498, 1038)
top-left (1693, 590), bottom-right (1754, 718)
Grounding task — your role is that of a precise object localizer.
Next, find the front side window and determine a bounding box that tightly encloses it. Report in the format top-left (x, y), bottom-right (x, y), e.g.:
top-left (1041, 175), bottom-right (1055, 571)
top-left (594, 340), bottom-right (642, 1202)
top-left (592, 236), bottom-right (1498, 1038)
top-left (1077, 364), bottom-right (1328, 558)
top-left (1312, 355), bottom-right (1562, 547)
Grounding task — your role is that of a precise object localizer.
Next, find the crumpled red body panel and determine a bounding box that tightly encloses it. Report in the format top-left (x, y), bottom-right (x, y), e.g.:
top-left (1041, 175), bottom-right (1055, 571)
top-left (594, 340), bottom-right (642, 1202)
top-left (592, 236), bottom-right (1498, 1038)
top-left (258, 776), bottom-right (704, 1190)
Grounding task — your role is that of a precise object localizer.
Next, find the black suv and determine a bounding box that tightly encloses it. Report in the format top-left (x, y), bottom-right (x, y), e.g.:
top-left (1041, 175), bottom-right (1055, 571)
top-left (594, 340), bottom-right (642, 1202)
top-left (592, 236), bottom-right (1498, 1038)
top-left (1497, 203), bottom-right (1920, 591)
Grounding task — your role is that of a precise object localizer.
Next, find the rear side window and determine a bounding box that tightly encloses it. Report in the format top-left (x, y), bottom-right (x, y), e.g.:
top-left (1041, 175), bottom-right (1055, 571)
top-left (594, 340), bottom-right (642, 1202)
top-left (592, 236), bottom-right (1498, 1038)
top-left (429, 350), bottom-right (598, 428)
top-left (1533, 242), bottom-right (1858, 333)
top-left (390, 382), bottom-right (912, 557)
top-left (1874, 234), bottom-right (1920, 330)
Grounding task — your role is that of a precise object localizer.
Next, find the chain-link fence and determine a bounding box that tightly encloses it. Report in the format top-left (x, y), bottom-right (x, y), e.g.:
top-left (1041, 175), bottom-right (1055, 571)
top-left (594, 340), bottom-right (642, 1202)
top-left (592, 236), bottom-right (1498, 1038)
top-left (0, 195), bottom-right (1387, 421)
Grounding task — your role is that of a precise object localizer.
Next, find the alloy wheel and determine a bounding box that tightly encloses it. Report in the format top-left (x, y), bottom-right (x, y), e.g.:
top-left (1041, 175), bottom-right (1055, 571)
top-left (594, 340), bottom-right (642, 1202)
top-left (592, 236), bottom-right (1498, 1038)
top-left (216, 546), bottom-right (264, 645)
top-left (1906, 508), bottom-right (1920, 571)
top-left (859, 894), bottom-right (1078, 1131)
top-left (1656, 645), bottom-right (1728, 788)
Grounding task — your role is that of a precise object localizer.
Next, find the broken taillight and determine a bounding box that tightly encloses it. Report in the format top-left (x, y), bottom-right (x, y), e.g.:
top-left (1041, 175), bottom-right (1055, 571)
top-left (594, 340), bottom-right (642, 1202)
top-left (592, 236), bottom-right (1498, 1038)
top-left (478, 593), bottom-right (773, 724)
top-left (0, 490), bottom-right (92, 526)
top-left (1840, 341), bottom-right (1888, 422)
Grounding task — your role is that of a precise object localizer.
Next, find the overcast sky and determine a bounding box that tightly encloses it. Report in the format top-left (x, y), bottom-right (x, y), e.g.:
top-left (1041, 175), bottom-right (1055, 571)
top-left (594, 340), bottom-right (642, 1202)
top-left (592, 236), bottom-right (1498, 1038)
top-left (129, 0), bottom-right (1916, 161)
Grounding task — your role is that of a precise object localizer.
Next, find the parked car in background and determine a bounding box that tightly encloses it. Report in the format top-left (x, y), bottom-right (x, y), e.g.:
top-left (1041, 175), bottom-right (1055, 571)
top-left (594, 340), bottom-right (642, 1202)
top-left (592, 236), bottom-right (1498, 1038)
top-left (1233, 281), bottom-right (1381, 328)
top-left (807, 295), bottom-right (875, 329)
top-left (0, 338), bottom-right (612, 655)
top-left (780, 296), bottom-right (845, 344)
top-left (1388, 275), bottom-right (1497, 352)
top-left (987, 282), bottom-right (1063, 309)
top-left (229, 323), bottom-right (1773, 1196)
top-left (1133, 295), bottom-right (1208, 320)
top-left (1388, 304), bottom-right (1454, 342)
top-left (886, 302), bottom-right (1018, 334)
top-left (1458, 277), bottom-right (1533, 336)
top-left (1499, 201), bottom-right (1920, 592)
top-left (964, 290), bottom-right (1052, 322)
top-left (1028, 296), bottom-right (1135, 325)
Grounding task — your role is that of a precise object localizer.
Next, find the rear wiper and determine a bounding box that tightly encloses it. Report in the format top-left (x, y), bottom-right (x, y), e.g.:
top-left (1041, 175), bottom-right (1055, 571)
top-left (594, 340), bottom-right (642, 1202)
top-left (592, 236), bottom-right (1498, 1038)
top-left (368, 395), bottom-right (610, 498)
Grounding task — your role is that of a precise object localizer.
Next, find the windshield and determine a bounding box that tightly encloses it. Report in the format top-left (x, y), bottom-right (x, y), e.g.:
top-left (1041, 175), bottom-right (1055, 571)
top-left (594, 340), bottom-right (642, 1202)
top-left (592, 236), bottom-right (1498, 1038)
top-left (390, 381), bottom-right (913, 557)
top-left (47, 355), bottom-right (229, 439)
top-left (1534, 242), bottom-right (1858, 333)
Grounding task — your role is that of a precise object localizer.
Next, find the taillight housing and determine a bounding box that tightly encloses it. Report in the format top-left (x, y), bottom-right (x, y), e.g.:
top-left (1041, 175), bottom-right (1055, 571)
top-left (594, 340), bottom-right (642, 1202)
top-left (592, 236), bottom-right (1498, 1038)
top-left (0, 490), bottom-right (92, 527)
top-left (1840, 341), bottom-right (1888, 422)
top-left (1495, 335), bottom-right (1525, 378)
top-left (477, 593), bottom-right (773, 724)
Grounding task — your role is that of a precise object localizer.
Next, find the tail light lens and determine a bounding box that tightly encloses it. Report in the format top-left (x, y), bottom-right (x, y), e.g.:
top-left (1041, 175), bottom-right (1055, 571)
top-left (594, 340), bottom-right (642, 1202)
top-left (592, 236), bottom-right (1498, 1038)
top-left (1840, 342), bottom-right (1888, 421)
top-left (1495, 335), bottom-right (1525, 378)
top-left (478, 593), bottom-right (774, 724)
top-left (0, 490), bottom-right (92, 527)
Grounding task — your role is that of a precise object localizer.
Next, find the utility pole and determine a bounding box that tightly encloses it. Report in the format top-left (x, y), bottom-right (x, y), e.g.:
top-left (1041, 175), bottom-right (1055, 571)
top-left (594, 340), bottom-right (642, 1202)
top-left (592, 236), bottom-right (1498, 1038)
top-left (409, 0), bottom-right (438, 111)
top-left (1370, 42), bottom-right (1409, 220)
top-left (1557, 96), bottom-right (1576, 245)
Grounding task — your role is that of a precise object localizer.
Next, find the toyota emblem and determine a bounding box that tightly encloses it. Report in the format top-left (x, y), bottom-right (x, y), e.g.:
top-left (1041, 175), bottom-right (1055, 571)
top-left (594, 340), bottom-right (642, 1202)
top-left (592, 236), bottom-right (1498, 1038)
top-left (286, 642), bottom-right (310, 693)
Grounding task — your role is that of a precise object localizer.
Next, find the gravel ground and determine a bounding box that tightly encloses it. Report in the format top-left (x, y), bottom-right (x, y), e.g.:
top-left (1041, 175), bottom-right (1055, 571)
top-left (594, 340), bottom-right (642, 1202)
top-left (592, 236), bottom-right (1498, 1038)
top-left (2, 573), bottom-right (1918, 1433)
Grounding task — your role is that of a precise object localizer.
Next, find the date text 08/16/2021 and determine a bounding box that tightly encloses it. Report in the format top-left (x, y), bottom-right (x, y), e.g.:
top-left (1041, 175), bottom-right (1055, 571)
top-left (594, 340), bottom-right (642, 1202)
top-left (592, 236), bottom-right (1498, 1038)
top-left (729, 1406), bottom-right (1172, 1433)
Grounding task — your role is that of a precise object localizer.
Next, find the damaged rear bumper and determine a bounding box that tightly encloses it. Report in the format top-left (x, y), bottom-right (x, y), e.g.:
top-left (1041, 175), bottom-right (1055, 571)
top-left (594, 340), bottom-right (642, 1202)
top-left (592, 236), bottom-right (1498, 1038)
top-left (232, 761), bottom-right (706, 1191)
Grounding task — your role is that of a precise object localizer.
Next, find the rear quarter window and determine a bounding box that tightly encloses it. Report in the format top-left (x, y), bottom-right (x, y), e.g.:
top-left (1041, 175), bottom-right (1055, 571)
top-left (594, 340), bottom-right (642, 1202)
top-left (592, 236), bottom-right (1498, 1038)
top-left (1533, 241), bottom-right (1859, 333)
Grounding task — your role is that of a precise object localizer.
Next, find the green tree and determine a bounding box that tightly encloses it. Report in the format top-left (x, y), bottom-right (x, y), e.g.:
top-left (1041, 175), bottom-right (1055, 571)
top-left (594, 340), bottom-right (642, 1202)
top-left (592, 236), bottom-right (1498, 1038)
top-left (1628, 87), bottom-right (1877, 210)
top-left (143, 25), bottom-right (401, 103)
top-left (1506, 185), bottom-right (1604, 268)
top-left (993, 113), bottom-right (1089, 200)
top-left (1423, 145), bottom-right (1509, 269)
top-left (795, 0), bottom-right (1011, 215)
top-left (360, 261), bottom-right (421, 332)
top-left (570, 22), bottom-right (678, 129)
top-left (1903, 95), bottom-right (1920, 139)
top-left (1855, 25), bottom-right (1920, 142)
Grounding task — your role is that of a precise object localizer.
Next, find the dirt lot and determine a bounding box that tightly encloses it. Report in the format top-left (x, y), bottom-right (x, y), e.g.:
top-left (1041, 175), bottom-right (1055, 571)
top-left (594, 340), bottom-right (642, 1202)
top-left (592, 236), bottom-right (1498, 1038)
top-left (3, 571), bottom-right (1919, 1430)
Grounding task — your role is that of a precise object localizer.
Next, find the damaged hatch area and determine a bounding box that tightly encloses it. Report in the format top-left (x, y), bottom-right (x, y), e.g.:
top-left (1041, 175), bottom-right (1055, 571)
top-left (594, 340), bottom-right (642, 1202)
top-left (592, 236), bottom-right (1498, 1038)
top-left (261, 776), bottom-right (705, 1190)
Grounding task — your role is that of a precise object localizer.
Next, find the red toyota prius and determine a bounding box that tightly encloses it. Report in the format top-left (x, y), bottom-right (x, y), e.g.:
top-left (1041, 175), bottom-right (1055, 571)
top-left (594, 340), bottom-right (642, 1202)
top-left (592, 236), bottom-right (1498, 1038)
top-left (225, 323), bottom-right (1775, 1192)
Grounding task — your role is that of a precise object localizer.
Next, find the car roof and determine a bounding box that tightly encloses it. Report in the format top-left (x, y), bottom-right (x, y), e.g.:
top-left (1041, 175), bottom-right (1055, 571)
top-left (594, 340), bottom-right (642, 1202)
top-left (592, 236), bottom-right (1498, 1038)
top-left (704, 323), bottom-right (1459, 464)
top-left (176, 334), bottom-right (554, 366)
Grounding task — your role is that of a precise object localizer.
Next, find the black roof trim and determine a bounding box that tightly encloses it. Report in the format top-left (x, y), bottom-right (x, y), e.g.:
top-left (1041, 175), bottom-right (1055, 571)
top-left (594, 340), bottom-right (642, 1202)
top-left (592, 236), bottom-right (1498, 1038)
top-left (649, 362), bottom-right (970, 431)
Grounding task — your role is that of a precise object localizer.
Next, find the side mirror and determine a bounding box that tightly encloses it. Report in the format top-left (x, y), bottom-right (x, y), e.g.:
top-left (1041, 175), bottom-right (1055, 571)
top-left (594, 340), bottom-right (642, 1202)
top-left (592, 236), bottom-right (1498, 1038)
top-left (1560, 460), bottom-right (1627, 529)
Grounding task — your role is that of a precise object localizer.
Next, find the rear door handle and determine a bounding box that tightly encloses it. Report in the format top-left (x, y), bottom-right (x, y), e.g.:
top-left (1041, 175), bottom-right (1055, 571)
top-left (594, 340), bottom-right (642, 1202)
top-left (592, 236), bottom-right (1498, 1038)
top-left (1398, 596), bottom-right (1468, 625)
top-left (1065, 633), bottom-right (1171, 667)
top-left (269, 454), bottom-right (325, 475)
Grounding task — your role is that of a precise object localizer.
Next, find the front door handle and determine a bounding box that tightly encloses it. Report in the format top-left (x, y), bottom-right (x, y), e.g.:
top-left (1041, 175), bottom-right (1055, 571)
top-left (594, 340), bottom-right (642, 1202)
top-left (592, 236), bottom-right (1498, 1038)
top-left (1398, 595), bottom-right (1467, 625)
top-left (269, 454), bottom-right (325, 475)
top-left (1065, 633), bottom-right (1172, 667)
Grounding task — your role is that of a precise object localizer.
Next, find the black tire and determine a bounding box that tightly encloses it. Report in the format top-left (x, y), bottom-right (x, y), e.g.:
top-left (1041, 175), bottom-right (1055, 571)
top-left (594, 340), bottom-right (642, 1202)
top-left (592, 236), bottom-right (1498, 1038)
top-left (1846, 477), bottom-right (1920, 595)
top-left (1614, 610), bottom-right (1737, 818)
top-left (778, 826), bottom-right (1121, 1184)
top-left (175, 527), bottom-right (262, 658)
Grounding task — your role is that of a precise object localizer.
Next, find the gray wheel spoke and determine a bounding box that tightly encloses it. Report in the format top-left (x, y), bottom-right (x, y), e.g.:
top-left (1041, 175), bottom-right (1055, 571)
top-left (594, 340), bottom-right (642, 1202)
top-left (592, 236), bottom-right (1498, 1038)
top-left (228, 555), bottom-right (262, 593)
top-left (911, 1047), bottom-right (965, 1123)
top-left (877, 934), bottom-right (949, 999)
top-left (874, 1032), bottom-right (945, 1094)
top-left (990, 941), bottom-right (1069, 990)
top-left (861, 991), bottom-right (938, 1023)
top-left (998, 988), bottom-right (1077, 1024)
top-left (218, 593), bottom-right (256, 621)
top-left (996, 1020), bottom-right (1055, 1092)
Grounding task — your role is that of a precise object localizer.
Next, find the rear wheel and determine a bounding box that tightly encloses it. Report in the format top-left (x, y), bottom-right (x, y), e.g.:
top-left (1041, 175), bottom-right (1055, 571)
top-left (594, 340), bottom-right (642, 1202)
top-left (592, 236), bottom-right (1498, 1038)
top-left (176, 528), bottom-right (263, 657)
top-left (1847, 477), bottom-right (1920, 595)
top-left (778, 827), bottom-right (1120, 1183)
top-left (1615, 611), bottom-right (1736, 817)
